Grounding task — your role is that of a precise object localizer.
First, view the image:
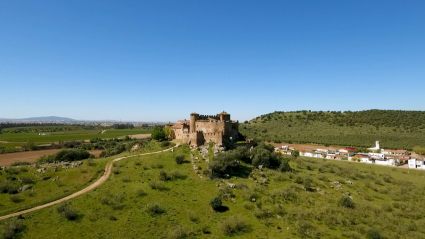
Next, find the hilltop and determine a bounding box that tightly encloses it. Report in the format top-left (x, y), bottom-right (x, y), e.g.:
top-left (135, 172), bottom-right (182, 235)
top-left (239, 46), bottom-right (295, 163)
top-left (240, 110), bottom-right (425, 150)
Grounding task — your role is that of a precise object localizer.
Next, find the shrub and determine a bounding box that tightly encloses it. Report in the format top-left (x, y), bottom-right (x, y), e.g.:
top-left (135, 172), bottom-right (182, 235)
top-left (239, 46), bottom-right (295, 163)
top-left (366, 228), bottom-right (383, 239)
top-left (254, 208), bottom-right (273, 219)
top-left (57, 203), bottom-right (78, 220)
top-left (160, 141), bottom-right (171, 147)
top-left (136, 189), bottom-right (147, 197)
top-left (339, 195), bottom-right (355, 208)
top-left (168, 225), bottom-right (189, 239)
top-left (151, 163), bottom-right (164, 169)
top-left (296, 220), bottom-right (317, 238)
top-left (209, 196), bottom-right (222, 210)
top-left (169, 170), bottom-right (186, 180)
top-left (146, 203), bottom-right (165, 216)
top-left (278, 160), bottom-right (293, 172)
top-left (159, 170), bottom-right (169, 181)
top-left (243, 202), bottom-right (255, 210)
top-left (221, 215), bottom-right (249, 235)
top-left (10, 161), bottom-right (31, 166)
top-left (175, 155), bottom-right (185, 165)
top-left (112, 167), bottom-right (120, 175)
top-left (218, 187), bottom-right (235, 200)
top-left (187, 210), bottom-right (198, 222)
top-left (101, 192), bottom-right (125, 209)
top-left (149, 180), bottom-right (167, 190)
top-left (122, 177), bottom-right (131, 182)
top-left (87, 159), bottom-right (96, 167)
top-left (9, 195), bottom-right (23, 203)
top-left (1, 218), bottom-right (25, 239)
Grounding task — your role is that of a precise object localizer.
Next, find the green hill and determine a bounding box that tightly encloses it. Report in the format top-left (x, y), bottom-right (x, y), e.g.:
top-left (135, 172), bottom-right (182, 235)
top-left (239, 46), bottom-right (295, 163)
top-left (240, 110), bottom-right (425, 150)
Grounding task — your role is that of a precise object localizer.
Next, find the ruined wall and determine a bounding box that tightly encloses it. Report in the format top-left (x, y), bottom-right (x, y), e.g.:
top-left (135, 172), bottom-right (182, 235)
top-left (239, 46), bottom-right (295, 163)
top-left (203, 132), bottom-right (223, 146)
top-left (195, 121), bottom-right (226, 134)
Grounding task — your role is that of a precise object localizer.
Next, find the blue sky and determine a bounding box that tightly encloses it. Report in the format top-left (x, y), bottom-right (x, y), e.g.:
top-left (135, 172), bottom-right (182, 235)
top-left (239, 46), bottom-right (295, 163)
top-left (1, 1), bottom-right (424, 122)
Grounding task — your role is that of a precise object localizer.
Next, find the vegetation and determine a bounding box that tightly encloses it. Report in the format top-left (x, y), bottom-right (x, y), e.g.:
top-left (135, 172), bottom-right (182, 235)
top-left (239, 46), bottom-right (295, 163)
top-left (5, 142), bottom-right (425, 238)
top-left (209, 196), bottom-right (222, 210)
top-left (37, 148), bottom-right (93, 163)
top-left (240, 110), bottom-right (425, 150)
top-left (151, 127), bottom-right (166, 141)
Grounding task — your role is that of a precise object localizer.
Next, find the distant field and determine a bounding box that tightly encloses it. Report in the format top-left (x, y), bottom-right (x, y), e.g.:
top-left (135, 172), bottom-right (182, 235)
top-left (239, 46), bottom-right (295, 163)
top-left (0, 128), bottom-right (152, 143)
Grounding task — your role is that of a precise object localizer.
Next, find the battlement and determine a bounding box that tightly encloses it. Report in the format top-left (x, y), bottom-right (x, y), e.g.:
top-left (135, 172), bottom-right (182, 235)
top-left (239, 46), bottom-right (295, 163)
top-left (198, 114), bottom-right (220, 120)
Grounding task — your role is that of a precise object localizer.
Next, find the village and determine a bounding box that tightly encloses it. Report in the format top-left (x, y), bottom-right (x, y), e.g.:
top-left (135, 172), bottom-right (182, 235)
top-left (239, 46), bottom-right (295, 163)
top-left (274, 140), bottom-right (425, 169)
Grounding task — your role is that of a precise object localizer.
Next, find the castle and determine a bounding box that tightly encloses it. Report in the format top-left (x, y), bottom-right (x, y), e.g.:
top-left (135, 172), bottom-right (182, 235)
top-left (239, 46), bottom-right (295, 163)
top-left (171, 111), bottom-right (240, 147)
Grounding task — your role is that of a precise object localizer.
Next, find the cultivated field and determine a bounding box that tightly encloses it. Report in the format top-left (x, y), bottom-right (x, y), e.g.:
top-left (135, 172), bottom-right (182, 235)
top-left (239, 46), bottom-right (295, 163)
top-left (0, 150), bottom-right (103, 166)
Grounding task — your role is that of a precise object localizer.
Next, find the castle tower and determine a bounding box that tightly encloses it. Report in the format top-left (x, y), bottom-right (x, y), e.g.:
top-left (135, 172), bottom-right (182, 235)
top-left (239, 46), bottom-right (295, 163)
top-left (218, 111), bottom-right (230, 121)
top-left (190, 112), bottom-right (199, 132)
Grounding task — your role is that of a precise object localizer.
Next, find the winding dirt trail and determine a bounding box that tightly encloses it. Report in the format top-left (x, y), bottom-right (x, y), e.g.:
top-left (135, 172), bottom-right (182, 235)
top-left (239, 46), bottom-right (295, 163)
top-left (0, 144), bottom-right (179, 221)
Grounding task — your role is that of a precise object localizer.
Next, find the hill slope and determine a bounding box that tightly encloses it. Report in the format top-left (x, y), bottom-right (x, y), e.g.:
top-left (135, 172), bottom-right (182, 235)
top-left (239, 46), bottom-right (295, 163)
top-left (240, 110), bottom-right (425, 150)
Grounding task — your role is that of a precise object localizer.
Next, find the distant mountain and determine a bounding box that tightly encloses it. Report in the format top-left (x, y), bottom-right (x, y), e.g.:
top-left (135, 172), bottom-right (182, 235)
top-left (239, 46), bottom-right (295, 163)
top-left (20, 116), bottom-right (76, 121)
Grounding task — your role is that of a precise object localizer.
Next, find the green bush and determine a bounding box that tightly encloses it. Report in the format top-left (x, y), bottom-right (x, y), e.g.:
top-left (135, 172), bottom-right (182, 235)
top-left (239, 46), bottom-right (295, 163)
top-left (57, 203), bottom-right (78, 220)
top-left (146, 203), bottom-right (165, 216)
top-left (149, 180), bottom-right (167, 190)
top-left (209, 196), bottom-right (222, 210)
top-left (339, 195), bottom-right (355, 208)
top-left (367, 228), bottom-right (383, 239)
top-left (221, 215), bottom-right (249, 235)
top-left (1, 218), bottom-right (25, 239)
top-left (136, 189), bottom-right (147, 197)
top-left (159, 170), bottom-right (169, 181)
top-left (175, 155), bottom-right (185, 164)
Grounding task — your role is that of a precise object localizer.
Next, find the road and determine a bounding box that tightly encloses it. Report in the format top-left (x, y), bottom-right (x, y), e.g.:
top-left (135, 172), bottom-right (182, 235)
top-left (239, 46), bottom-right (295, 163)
top-left (0, 144), bottom-right (179, 221)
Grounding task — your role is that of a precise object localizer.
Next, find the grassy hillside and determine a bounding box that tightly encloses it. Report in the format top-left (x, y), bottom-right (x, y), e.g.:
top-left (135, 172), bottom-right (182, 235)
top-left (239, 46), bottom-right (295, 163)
top-left (240, 110), bottom-right (425, 150)
top-left (4, 144), bottom-right (425, 238)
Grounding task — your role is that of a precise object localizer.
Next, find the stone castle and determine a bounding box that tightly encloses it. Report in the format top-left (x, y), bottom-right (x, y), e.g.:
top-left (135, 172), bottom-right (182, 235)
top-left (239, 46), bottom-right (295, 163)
top-left (171, 111), bottom-right (239, 147)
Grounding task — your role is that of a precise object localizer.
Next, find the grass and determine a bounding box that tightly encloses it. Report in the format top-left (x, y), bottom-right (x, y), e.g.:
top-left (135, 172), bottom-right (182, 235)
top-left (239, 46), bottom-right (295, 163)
top-left (0, 128), bottom-right (151, 144)
top-left (3, 145), bottom-right (425, 238)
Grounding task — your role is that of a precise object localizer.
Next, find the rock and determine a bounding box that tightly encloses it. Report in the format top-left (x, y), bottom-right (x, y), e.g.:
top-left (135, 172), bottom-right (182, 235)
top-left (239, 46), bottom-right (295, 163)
top-left (277, 215), bottom-right (282, 219)
top-left (346, 192), bottom-right (351, 196)
top-left (251, 198), bottom-right (256, 202)
top-left (20, 185), bottom-right (32, 192)
top-left (227, 183), bottom-right (236, 188)
top-left (37, 168), bottom-right (46, 173)
top-left (194, 157), bottom-right (199, 160)
top-left (346, 180), bottom-right (353, 185)
top-left (258, 165), bottom-right (263, 171)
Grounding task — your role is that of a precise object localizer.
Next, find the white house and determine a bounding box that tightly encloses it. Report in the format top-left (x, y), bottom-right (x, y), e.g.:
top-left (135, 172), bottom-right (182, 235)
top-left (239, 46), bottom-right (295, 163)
top-left (408, 159), bottom-right (424, 169)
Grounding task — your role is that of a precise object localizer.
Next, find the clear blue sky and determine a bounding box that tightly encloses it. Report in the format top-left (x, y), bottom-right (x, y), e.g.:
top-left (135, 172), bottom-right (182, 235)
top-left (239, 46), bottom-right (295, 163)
top-left (1, 1), bottom-right (424, 122)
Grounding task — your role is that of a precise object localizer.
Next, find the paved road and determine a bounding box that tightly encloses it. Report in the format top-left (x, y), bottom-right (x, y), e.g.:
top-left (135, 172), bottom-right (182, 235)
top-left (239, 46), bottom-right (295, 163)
top-left (0, 144), bottom-right (179, 221)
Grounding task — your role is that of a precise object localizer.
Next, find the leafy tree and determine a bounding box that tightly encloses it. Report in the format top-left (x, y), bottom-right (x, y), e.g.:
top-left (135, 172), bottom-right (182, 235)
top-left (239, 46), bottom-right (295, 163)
top-left (164, 126), bottom-right (175, 139)
top-left (151, 127), bottom-right (166, 141)
top-left (292, 150), bottom-right (300, 158)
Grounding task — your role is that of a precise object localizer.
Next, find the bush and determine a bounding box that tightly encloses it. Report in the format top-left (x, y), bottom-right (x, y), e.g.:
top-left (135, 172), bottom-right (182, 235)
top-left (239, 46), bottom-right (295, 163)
top-left (57, 203), bottom-right (79, 220)
top-left (101, 192), bottom-right (125, 210)
top-left (221, 215), bottom-right (249, 235)
top-left (168, 225), bottom-right (189, 239)
top-left (160, 141), bottom-right (171, 147)
top-left (10, 194), bottom-right (23, 203)
top-left (367, 228), bottom-right (383, 239)
top-left (136, 189), bottom-right (147, 197)
top-left (1, 218), bottom-right (25, 239)
top-left (339, 195), bottom-right (355, 208)
top-left (296, 220), bottom-right (317, 238)
top-left (37, 148), bottom-right (91, 163)
top-left (10, 161), bottom-right (31, 166)
top-left (209, 196), bottom-right (222, 210)
top-left (175, 155), bottom-right (185, 165)
top-left (278, 159), bottom-right (293, 172)
top-left (112, 167), bottom-right (120, 175)
top-left (254, 208), bottom-right (273, 219)
top-left (218, 187), bottom-right (235, 200)
top-left (146, 203), bottom-right (165, 216)
top-left (187, 210), bottom-right (198, 222)
top-left (149, 180), bottom-right (167, 190)
top-left (159, 170), bottom-right (169, 181)
top-left (169, 170), bottom-right (186, 180)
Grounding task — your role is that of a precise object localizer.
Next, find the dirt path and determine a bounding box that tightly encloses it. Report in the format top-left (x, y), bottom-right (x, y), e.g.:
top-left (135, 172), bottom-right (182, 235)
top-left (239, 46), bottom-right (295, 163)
top-left (0, 144), bottom-right (179, 221)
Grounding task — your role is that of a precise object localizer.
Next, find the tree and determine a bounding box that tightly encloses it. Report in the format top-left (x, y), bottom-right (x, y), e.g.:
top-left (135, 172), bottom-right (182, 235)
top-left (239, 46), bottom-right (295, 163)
top-left (292, 150), bottom-right (300, 158)
top-left (164, 126), bottom-right (175, 139)
top-left (209, 196), bottom-right (222, 210)
top-left (151, 127), bottom-right (166, 141)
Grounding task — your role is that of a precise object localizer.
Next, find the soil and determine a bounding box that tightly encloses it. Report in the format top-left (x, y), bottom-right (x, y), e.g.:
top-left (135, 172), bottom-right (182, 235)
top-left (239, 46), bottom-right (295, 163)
top-left (268, 142), bottom-right (344, 151)
top-left (0, 150), bottom-right (103, 166)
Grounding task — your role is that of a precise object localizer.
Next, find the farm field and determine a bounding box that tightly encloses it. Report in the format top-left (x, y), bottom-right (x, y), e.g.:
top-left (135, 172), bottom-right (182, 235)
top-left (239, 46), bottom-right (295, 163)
top-left (0, 127), bottom-right (152, 153)
top-left (0, 150), bottom-right (103, 166)
top-left (4, 144), bottom-right (425, 238)
top-left (0, 129), bottom-right (152, 143)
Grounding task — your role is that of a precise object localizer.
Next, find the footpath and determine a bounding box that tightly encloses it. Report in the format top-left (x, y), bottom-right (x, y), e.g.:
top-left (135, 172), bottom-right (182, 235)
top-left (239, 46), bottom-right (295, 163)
top-left (0, 144), bottom-right (179, 221)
